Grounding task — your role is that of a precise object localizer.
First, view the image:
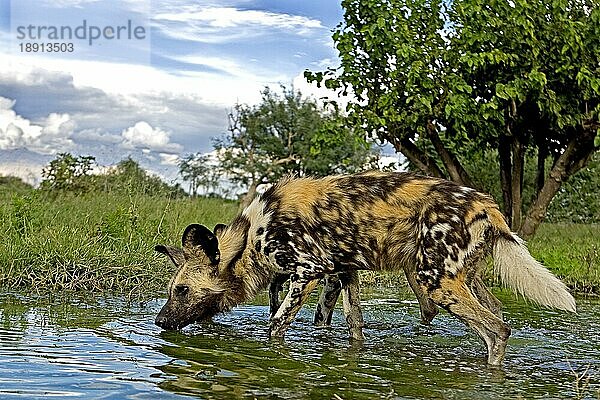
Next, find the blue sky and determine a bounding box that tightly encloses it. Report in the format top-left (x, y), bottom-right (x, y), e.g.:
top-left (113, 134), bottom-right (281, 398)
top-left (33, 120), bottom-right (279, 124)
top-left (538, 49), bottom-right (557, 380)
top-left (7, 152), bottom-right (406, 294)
top-left (0, 0), bottom-right (354, 184)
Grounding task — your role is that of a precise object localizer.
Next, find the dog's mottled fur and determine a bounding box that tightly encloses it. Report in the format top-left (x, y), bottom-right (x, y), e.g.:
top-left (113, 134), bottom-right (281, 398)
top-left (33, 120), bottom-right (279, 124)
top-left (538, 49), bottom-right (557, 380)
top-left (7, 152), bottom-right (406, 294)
top-left (155, 171), bottom-right (575, 365)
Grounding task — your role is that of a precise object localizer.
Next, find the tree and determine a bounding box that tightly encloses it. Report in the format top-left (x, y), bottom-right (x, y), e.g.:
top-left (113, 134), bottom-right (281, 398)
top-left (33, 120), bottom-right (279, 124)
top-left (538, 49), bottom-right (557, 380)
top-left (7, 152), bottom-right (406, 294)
top-left (40, 153), bottom-right (96, 193)
top-left (214, 86), bottom-right (379, 207)
top-left (101, 157), bottom-right (185, 197)
top-left (307, 0), bottom-right (599, 237)
top-left (178, 153), bottom-right (219, 197)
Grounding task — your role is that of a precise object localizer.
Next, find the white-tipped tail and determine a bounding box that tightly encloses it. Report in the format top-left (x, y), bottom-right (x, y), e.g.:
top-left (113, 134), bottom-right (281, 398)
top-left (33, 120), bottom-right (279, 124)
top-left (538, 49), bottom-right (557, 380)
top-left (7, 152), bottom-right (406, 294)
top-left (493, 233), bottom-right (576, 312)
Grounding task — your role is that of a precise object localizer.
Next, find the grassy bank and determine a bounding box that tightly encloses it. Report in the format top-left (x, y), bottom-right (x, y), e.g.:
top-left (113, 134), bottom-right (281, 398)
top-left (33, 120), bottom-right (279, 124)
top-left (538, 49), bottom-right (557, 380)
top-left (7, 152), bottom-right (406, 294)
top-left (1, 190), bottom-right (237, 294)
top-left (1, 189), bottom-right (599, 295)
top-left (528, 223), bottom-right (600, 294)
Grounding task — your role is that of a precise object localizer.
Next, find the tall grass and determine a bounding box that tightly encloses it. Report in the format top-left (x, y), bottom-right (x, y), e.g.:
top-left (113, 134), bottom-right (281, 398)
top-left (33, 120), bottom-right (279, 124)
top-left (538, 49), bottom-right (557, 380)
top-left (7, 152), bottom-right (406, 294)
top-left (1, 188), bottom-right (598, 296)
top-left (0, 189), bottom-right (237, 295)
top-left (528, 223), bottom-right (600, 294)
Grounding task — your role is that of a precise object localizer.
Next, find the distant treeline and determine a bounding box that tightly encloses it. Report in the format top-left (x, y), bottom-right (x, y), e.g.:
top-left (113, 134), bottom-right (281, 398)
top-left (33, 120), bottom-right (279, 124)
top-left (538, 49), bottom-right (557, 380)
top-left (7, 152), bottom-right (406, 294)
top-left (37, 154), bottom-right (186, 198)
top-left (3, 150), bottom-right (599, 224)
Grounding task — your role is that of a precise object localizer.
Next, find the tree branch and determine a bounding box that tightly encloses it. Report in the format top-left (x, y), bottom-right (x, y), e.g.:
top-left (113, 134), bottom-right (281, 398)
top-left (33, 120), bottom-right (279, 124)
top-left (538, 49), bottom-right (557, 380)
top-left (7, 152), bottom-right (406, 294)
top-left (427, 121), bottom-right (475, 187)
top-left (389, 134), bottom-right (445, 178)
top-left (510, 136), bottom-right (525, 230)
top-left (498, 134), bottom-right (513, 226)
top-left (535, 145), bottom-right (547, 193)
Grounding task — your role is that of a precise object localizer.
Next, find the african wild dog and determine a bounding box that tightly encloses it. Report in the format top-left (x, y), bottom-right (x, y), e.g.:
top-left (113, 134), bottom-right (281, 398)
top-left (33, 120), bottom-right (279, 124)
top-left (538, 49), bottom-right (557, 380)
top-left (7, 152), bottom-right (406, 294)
top-left (155, 246), bottom-right (438, 336)
top-left (155, 171), bottom-right (576, 366)
top-left (156, 243), bottom-right (439, 335)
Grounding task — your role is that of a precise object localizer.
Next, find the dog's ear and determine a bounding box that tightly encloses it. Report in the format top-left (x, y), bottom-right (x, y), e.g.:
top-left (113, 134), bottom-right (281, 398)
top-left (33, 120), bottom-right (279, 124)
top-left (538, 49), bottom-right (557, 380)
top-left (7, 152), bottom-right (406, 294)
top-left (213, 223), bottom-right (227, 237)
top-left (154, 244), bottom-right (186, 267)
top-left (182, 224), bottom-right (220, 265)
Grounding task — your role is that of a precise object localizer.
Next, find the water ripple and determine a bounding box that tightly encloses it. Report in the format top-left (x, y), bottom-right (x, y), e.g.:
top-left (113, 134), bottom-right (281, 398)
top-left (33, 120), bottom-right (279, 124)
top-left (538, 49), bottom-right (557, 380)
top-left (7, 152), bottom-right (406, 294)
top-left (0, 291), bottom-right (598, 399)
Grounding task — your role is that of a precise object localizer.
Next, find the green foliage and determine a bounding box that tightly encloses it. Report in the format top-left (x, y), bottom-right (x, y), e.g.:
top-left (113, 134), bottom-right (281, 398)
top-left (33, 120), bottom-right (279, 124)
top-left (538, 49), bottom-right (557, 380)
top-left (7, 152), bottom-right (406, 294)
top-left (463, 150), bottom-right (600, 223)
top-left (528, 224), bottom-right (600, 294)
top-left (40, 154), bottom-right (185, 198)
top-left (40, 153), bottom-right (96, 193)
top-left (0, 176), bottom-right (32, 195)
top-left (446, 0), bottom-right (600, 152)
top-left (0, 187), bottom-right (238, 293)
top-left (214, 86), bottom-right (379, 192)
top-left (312, 0), bottom-right (599, 148)
top-left (7, 193), bottom-right (39, 238)
top-left (547, 153), bottom-right (600, 223)
top-left (178, 153), bottom-right (220, 197)
top-left (305, 115), bottom-right (378, 176)
top-left (94, 157), bottom-right (186, 198)
top-left (307, 0), bottom-right (599, 235)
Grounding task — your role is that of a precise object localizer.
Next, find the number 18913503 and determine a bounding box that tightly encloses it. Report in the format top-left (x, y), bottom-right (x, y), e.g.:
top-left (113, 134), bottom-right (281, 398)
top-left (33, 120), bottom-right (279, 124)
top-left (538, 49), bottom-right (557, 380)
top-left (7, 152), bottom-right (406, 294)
top-left (19, 42), bottom-right (74, 53)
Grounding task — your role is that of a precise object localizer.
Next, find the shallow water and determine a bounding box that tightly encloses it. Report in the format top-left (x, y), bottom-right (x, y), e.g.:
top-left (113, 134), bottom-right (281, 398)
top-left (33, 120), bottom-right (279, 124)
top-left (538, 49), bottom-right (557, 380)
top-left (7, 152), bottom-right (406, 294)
top-left (0, 289), bottom-right (598, 399)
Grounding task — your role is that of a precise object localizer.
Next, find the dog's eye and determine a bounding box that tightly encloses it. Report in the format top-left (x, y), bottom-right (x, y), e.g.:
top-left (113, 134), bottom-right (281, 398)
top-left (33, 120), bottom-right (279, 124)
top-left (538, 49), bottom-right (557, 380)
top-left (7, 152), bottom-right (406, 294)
top-left (174, 284), bottom-right (189, 297)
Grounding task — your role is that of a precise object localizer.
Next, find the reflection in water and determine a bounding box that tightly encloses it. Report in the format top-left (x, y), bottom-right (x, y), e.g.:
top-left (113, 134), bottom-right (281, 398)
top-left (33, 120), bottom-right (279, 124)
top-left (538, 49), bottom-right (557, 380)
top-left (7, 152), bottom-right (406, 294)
top-left (0, 290), bottom-right (598, 399)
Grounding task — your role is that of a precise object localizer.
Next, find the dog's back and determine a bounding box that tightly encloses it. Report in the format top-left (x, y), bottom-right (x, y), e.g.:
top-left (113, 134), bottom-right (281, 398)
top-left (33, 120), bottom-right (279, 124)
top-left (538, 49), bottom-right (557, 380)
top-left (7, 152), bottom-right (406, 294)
top-left (258, 171), bottom-right (500, 274)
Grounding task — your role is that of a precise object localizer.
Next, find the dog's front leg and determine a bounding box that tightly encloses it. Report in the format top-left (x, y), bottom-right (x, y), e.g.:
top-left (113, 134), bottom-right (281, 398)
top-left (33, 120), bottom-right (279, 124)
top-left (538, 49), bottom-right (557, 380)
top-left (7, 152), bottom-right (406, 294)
top-left (268, 273), bottom-right (289, 319)
top-left (269, 277), bottom-right (319, 339)
top-left (340, 271), bottom-right (365, 341)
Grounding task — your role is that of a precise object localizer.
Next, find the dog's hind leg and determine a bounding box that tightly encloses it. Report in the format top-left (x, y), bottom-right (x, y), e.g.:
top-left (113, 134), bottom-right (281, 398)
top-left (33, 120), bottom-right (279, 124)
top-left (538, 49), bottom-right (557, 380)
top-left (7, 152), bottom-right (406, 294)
top-left (471, 275), bottom-right (503, 320)
top-left (429, 276), bottom-right (511, 366)
top-left (340, 271), bottom-right (365, 341)
top-left (314, 273), bottom-right (343, 327)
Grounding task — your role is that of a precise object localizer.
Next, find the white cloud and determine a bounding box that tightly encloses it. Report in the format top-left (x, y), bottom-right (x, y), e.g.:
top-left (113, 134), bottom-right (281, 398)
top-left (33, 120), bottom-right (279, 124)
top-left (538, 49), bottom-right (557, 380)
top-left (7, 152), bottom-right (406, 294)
top-left (42, 113), bottom-right (77, 137)
top-left (0, 97), bottom-right (40, 148)
top-left (312, 57), bottom-right (338, 70)
top-left (154, 6), bottom-right (324, 43)
top-left (0, 161), bottom-right (45, 186)
top-left (171, 54), bottom-right (287, 84)
top-left (160, 153), bottom-right (180, 166)
top-left (0, 2), bottom-right (342, 179)
top-left (0, 61), bottom-right (232, 153)
top-left (73, 129), bottom-right (122, 145)
top-left (38, 0), bottom-right (146, 9)
top-left (39, 0), bottom-right (102, 7)
top-left (0, 52), bottom-right (266, 106)
top-left (0, 97), bottom-right (75, 154)
top-left (121, 121), bottom-right (183, 152)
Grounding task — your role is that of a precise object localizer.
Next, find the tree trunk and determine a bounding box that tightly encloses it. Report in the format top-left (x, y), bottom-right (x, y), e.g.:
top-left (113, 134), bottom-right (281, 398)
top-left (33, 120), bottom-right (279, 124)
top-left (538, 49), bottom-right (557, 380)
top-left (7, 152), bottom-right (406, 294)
top-left (535, 146), bottom-right (547, 193)
top-left (427, 122), bottom-right (475, 188)
top-left (519, 132), bottom-right (597, 239)
top-left (392, 136), bottom-right (445, 178)
top-left (498, 135), bottom-right (513, 227)
top-left (239, 179), bottom-right (259, 211)
top-left (510, 137), bottom-right (525, 230)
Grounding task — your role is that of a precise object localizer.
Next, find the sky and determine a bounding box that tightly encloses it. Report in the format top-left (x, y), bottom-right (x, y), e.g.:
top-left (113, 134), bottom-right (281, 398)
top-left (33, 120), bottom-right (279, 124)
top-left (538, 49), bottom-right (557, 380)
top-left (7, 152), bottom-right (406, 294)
top-left (0, 0), bottom-right (378, 186)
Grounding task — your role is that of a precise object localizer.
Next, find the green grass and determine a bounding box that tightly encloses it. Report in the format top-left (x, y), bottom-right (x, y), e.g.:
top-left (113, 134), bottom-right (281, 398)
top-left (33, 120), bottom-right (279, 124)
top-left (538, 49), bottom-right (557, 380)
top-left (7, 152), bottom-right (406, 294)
top-left (0, 189), bottom-right (237, 295)
top-left (527, 223), bottom-right (600, 295)
top-left (1, 188), bottom-right (598, 296)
